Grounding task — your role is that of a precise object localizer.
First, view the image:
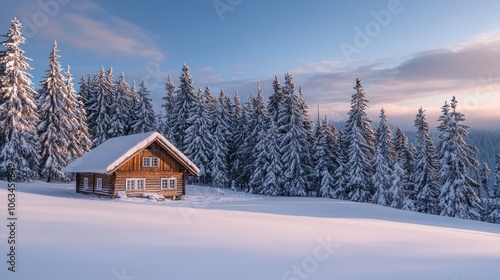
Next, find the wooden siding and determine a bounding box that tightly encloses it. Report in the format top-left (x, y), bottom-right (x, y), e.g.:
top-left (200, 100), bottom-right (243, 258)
top-left (114, 172), bottom-right (184, 198)
top-left (75, 140), bottom-right (188, 198)
top-left (115, 142), bottom-right (183, 173)
top-left (76, 173), bottom-right (113, 196)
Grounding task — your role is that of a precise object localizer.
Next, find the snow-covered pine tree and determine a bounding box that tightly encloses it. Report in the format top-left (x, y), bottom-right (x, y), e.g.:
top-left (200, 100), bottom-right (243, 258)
top-left (184, 87), bottom-right (213, 183)
top-left (438, 97), bottom-right (482, 220)
top-left (0, 18), bottom-right (40, 180)
top-left (108, 72), bottom-right (132, 137)
top-left (278, 73), bottom-right (312, 197)
top-left (219, 89), bottom-right (235, 181)
top-left (37, 41), bottom-right (76, 182)
top-left (480, 163), bottom-right (491, 199)
top-left (389, 160), bottom-right (412, 210)
top-left (332, 129), bottom-right (348, 199)
top-left (344, 79), bottom-right (374, 202)
top-left (246, 84), bottom-right (268, 191)
top-left (65, 65), bottom-right (91, 160)
top-left (249, 117), bottom-right (268, 193)
top-left (259, 119), bottom-right (283, 196)
top-left (394, 127), bottom-right (414, 179)
top-left (172, 64), bottom-right (198, 151)
top-left (411, 107), bottom-right (439, 214)
top-left (494, 155), bottom-right (500, 199)
top-left (298, 86), bottom-right (313, 143)
top-left (87, 66), bottom-right (115, 147)
top-left (229, 91), bottom-right (245, 186)
top-left (268, 75), bottom-right (283, 124)
top-left (315, 117), bottom-right (337, 198)
top-left (162, 73), bottom-right (176, 141)
top-left (371, 108), bottom-right (395, 206)
top-left (131, 80), bottom-right (156, 134)
top-left (210, 94), bottom-right (230, 188)
top-left (436, 101), bottom-right (450, 178)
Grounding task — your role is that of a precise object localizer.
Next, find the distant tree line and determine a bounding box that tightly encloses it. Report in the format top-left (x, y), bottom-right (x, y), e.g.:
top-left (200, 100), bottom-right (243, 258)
top-left (1, 18), bottom-right (499, 223)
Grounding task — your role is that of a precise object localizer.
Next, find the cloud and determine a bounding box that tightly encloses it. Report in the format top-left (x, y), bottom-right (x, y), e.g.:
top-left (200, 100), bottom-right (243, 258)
top-left (28, 1), bottom-right (165, 62)
top-left (284, 35), bottom-right (500, 129)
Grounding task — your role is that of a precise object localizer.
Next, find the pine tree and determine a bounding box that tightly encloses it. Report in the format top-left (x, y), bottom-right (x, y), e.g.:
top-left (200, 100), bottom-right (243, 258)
top-left (249, 119), bottom-right (268, 193)
top-left (394, 126), bottom-right (414, 187)
top-left (315, 117), bottom-right (337, 198)
top-left (87, 67), bottom-right (114, 146)
top-left (278, 73), bottom-right (312, 196)
top-left (438, 97), bottom-right (482, 220)
top-left (131, 80), bottom-right (156, 134)
top-left (344, 79), bottom-right (374, 202)
top-left (412, 107), bottom-right (439, 214)
top-left (211, 96), bottom-right (229, 188)
top-left (298, 86), bottom-right (313, 143)
top-left (37, 41), bottom-right (77, 182)
top-left (332, 130), bottom-right (348, 199)
top-left (389, 161), bottom-right (412, 209)
top-left (259, 119), bottom-right (283, 196)
top-left (65, 65), bottom-right (91, 160)
top-left (371, 108), bottom-right (395, 206)
top-left (109, 72), bottom-right (132, 137)
top-left (184, 87), bottom-right (213, 183)
top-left (246, 84), bottom-right (268, 191)
top-left (230, 91), bottom-right (245, 185)
top-left (268, 75), bottom-right (283, 124)
top-left (162, 73), bottom-right (176, 141)
top-left (480, 162), bottom-right (491, 199)
top-left (172, 64), bottom-right (198, 151)
top-left (494, 155), bottom-right (500, 199)
top-left (0, 18), bottom-right (40, 180)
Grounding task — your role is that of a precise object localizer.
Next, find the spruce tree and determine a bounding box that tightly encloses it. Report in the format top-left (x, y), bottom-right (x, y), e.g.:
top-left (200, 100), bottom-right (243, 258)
top-left (131, 80), bottom-right (156, 134)
top-left (344, 79), bottom-right (374, 202)
top-left (278, 73), bottom-right (312, 196)
top-left (332, 130), bottom-right (348, 199)
top-left (0, 18), bottom-right (40, 180)
top-left (87, 66), bottom-right (114, 146)
top-left (162, 73), bottom-right (176, 141)
top-left (172, 64), bottom-right (197, 151)
top-left (37, 41), bottom-right (76, 182)
top-left (184, 87), bottom-right (213, 183)
top-left (268, 75), bottom-right (283, 124)
top-left (494, 155), bottom-right (500, 199)
top-left (371, 108), bottom-right (395, 206)
top-left (395, 126), bottom-right (415, 188)
top-left (438, 97), bottom-right (482, 220)
top-left (412, 107), bottom-right (439, 214)
top-left (109, 72), bottom-right (132, 137)
top-left (65, 65), bottom-right (91, 159)
top-left (211, 96), bottom-right (229, 188)
top-left (259, 119), bottom-right (283, 196)
top-left (230, 91), bottom-right (245, 185)
top-left (480, 163), bottom-right (491, 199)
top-left (315, 117), bottom-right (337, 198)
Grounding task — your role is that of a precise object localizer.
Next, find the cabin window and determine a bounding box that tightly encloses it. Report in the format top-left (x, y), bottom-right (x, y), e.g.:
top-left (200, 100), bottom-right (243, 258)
top-left (126, 178), bottom-right (146, 191)
top-left (96, 178), bottom-right (102, 190)
top-left (83, 177), bottom-right (89, 190)
top-left (161, 178), bottom-right (177, 190)
top-left (143, 157), bottom-right (159, 167)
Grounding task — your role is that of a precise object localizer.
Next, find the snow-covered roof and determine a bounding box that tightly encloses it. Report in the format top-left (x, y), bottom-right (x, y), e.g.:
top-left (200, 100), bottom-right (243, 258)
top-left (62, 132), bottom-right (200, 175)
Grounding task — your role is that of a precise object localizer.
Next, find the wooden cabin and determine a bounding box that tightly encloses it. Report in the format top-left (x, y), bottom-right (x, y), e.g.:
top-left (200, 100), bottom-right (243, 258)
top-left (62, 132), bottom-right (199, 199)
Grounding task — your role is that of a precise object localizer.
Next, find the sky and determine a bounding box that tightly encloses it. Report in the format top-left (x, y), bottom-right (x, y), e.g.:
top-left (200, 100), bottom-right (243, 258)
top-left (2, 0), bottom-right (500, 129)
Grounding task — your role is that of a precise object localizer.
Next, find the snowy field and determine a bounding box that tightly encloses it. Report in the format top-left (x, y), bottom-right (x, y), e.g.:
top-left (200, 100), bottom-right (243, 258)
top-left (1, 181), bottom-right (500, 280)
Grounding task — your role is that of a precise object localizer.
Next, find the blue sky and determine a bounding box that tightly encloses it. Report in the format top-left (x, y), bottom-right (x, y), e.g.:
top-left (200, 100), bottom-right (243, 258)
top-left (2, 0), bottom-right (500, 129)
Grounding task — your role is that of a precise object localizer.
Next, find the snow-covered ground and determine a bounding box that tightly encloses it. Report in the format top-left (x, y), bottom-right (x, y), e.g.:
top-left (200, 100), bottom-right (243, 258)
top-left (1, 181), bottom-right (499, 280)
